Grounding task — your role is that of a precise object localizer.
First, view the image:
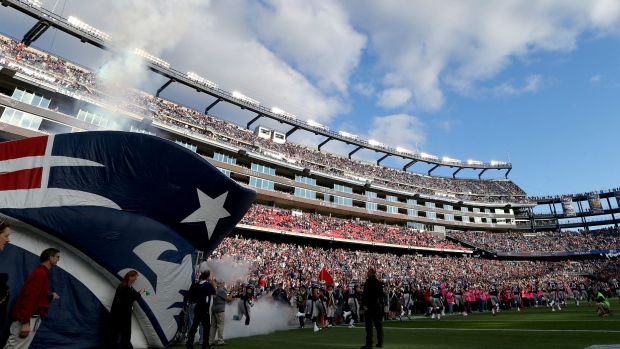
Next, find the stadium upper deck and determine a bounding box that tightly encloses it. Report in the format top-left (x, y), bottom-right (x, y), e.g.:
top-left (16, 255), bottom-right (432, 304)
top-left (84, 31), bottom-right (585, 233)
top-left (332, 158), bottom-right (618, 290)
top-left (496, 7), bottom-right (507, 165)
top-left (0, 34), bottom-right (535, 240)
top-left (0, 35), bottom-right (528, 203)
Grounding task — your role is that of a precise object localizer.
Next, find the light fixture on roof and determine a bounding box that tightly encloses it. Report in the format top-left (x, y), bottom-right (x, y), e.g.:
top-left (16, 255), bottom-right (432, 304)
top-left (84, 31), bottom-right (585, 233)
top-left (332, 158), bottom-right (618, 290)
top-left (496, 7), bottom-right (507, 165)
top-left (307, 119), bottom-right (328, 130)
top-left (396, 147), bottom-right (413, 154)
top-left (67, 16), bottom-right (111, 41)
top-left (187, 72), bottom-right (218, 89)
top-left (134, 48), bottom-right (170, 69)
top-left (271, 107), bottom-right (296, 119)
top-left (338, 130), bottom-right (359, 140)
top-left (231, 91), bottom-right (260, 106)
top-left (443, 157), bottom-right (461, 163)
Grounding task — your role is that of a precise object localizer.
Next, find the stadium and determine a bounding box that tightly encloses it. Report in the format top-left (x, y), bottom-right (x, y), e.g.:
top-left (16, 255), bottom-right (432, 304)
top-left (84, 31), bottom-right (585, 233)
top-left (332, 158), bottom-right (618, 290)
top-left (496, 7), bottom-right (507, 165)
top-left (0, 1), bottom-right (619, 349)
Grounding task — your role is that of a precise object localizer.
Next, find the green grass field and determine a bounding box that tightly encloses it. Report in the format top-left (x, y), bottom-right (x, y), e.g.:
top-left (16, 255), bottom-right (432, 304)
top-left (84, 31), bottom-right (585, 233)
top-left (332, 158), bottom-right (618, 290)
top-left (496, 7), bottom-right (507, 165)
top-left (172, 299), bottom-right (620, 349)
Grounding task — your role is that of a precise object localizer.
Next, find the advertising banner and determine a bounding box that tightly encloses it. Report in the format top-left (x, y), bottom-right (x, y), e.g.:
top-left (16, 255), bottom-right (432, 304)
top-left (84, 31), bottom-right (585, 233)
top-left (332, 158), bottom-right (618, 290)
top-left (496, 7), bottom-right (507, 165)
top-left (587, 193), bottom-right (604, 214)
top-left (561, 195), bottom-right (576, 217)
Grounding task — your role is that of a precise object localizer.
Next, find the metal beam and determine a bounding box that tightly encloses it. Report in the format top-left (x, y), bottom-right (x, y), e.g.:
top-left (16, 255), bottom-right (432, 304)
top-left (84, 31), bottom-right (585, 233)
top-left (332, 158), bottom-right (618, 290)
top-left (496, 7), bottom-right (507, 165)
top-left (348, 146), bottom-right (362, 159)
top-left (505, 167), bottom-right (512, 179)
top-left (285, 126), bottom-right (299, 137)
top-left (376, 154), bottom-right (390, 165)
top-left (246, 113), bottom-right (262, 129)
top-left (204, 99), bottom-right (221, 114)
top-left (428, 164), bottom-right (440, 176)
top-left (155, 79), bottom-right (175, 98)
top-left (318, 137), bottom-right (333, 151)
top-left (478, 169), bottom-right (488, 179)
top-left (22, 20), bottom-right (50, 46)
top-left (403, 160), bottom-right (418, 171)
top-left (452, 167), bottom-right (463, 179)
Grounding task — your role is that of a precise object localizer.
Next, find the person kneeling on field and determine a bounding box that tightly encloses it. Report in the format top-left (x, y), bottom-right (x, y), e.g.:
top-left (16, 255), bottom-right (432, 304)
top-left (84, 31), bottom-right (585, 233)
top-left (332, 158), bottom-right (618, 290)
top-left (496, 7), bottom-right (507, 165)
top-left (594, 288), bottom-right (613, 316)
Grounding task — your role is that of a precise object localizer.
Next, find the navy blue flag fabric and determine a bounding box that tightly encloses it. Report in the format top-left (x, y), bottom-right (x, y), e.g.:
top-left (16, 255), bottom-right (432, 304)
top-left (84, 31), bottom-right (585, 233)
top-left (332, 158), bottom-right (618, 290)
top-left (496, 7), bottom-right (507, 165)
top-left (0, 131), bottom-right (256, 348)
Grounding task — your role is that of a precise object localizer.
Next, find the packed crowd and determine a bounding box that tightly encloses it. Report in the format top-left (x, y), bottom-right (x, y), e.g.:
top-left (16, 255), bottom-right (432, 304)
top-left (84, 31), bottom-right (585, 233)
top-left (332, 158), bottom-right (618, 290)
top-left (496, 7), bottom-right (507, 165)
top-left (0, 35), bottom-right (530, 204)
top-left (210, 236), bottom-right (620, 297)
top-left (240, 204), bottom-right (468, 251)
top-left (529, 187), bottom-right (620, 201)
top-left (448, 227), bottom-right (620, 253)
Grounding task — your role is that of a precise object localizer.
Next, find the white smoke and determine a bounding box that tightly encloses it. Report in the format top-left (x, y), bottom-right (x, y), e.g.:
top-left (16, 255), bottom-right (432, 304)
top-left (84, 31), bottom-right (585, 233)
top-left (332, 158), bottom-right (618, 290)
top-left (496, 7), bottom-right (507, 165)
top-left (97, 0), bottom-right (210, 97)
top-left (224, 300), bottom-right (294, 339)
top-left (196, 256), bottom-right (295, 340)
top-left (204, 256), bottom-right (252, 286)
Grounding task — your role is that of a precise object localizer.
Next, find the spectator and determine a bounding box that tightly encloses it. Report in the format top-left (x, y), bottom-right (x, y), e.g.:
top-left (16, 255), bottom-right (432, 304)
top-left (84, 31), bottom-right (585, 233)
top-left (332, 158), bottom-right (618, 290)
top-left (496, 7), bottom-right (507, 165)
top-left (107, 270), bottom-right (146, 349)
top-left (186, 270), bottom-right (216, 349)
top-left (209, 280), bottom-right (231, 347)
top-left (272, 283), bottom-right (288, 304)
top-left (4, 248), bottom-right (60, 349)
top-left (0, 220), bottom-right (10, 251)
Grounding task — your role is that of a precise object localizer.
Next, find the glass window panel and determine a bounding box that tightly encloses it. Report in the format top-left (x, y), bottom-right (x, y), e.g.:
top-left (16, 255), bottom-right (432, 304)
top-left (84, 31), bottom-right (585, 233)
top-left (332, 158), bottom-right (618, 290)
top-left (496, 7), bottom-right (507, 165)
top-left (29, 116), bottom-right (42, 130)
top-left (31, 94), bottom-right (42, 107)
top-left (92, 115), bottom-right (101, 126)
top-left (77, 110), bottom-right (86, 120)
top-left (84, 112), bottom-right (94, 124)
top-left (20, 113), bottom-right (33, 128)
top-left (10, 111), bottom-right (23, 126)
top-left (21, 91), bottom-right (34, 105)
top-left (39, 97), bottom-right (50, 109)
top-left (11, 88), bottom-right (24, 100)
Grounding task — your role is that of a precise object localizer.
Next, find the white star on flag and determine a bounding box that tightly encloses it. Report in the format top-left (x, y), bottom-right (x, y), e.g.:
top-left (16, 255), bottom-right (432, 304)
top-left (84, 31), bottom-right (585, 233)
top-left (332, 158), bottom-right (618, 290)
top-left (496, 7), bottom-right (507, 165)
top-left (181, 189), bottom-right (230, 239)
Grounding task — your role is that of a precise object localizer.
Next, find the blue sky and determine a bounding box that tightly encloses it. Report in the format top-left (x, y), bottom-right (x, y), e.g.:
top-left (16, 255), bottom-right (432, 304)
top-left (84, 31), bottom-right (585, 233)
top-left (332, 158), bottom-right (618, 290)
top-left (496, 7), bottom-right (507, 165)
top-left (1, 0), bottom-right (619, 198)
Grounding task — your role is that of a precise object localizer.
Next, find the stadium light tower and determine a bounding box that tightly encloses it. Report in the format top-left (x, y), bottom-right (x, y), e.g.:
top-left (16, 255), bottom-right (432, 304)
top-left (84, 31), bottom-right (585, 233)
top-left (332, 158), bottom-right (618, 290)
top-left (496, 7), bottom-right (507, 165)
top-left (187, 72), bottom-right (218, 90)
top-left (67, 16), bottom-right (111, 41)
top-left (26, 0), bottom-right (43, 7)
top-left (232, 91), bottom-right (260, 106)
top-left (271, 107), bottom-right (296, 119)
top-left (134, 49), bottom-right (171, 69)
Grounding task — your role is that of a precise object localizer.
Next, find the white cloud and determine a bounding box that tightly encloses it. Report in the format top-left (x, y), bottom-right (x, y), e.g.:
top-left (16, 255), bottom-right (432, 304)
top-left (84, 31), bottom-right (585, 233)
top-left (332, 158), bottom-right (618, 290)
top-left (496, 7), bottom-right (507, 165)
top-left (377, 88), bottom-right (412, 109)
top-left (343, 0), bottom-right (620, 111)
top-left (43, 0), bottom-right (352, 125)
top-left (366, 114), bottom-right (426, 150)
top-left (353, 82), bottom-right (375, 97)
top-left (494, 74), bottom-right (543, 96)
top-left (590, 74), bottom-right (602, 83)
top-left (252, 0), bottom-right (367, 94)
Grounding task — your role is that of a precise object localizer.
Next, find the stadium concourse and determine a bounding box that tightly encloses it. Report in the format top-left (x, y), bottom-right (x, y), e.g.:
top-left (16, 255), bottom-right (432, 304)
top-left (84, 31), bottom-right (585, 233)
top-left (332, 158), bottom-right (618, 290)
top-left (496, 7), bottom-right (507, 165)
top-left (1, 29), bottom-right (620, 349)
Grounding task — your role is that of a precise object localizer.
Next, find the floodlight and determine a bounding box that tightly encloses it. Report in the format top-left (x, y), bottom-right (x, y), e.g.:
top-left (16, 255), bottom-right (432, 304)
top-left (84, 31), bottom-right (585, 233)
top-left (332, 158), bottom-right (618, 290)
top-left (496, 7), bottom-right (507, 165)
top-left (368, 139), bottom-right (381, 146)
top-left (272, 107), bottom-right (296, 119)
top-left (134, 49), bottom-right (170, 69)
top-left (187, 72), bottom-right (218, 89)
top-left (232, 91), bottom-right (260, 106)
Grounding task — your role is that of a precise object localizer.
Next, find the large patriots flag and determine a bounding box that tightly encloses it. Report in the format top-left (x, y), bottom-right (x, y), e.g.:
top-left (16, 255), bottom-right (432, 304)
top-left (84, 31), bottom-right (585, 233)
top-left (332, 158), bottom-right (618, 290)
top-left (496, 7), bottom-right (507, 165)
top-left (0, 132), bottom-right (256, 348)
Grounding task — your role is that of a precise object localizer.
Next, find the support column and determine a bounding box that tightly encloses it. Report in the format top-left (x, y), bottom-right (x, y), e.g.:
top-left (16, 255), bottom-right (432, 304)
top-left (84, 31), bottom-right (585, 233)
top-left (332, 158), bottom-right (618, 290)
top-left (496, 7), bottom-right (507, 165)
top-left (377, 154), bottom-right (390, 165)
top-left (155, 79), bottom-right (175, 98)
top-left (246, 113), bottom-right (262, 129)
top-left (318, 137), bottom-right (332, 151)
top-left (348, 146), bottom-right (362, 159)
top-left (204, 99), bottom-right (222, 114)
top-left (452, 167), bottom-right (463, 179)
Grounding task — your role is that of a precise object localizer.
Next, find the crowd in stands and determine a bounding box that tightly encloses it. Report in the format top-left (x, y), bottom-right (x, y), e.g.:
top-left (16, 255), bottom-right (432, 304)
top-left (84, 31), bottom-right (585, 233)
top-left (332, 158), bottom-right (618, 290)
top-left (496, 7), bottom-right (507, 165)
top-left (529, 187), bottom-right (620, 201)
top-left (210, 236), bottom-right (620, 290)
top-left (448, 227), bottom-right (620, 253)
top-left (240, 204), bottom-right (468, 250)
top-left (0, 35), bottom-right (530, 204)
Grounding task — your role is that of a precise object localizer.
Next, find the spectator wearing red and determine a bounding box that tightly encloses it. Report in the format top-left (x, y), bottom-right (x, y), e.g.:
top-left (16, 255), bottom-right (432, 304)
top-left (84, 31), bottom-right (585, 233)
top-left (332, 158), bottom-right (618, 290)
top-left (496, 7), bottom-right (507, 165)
top-left (5, 248), bottom-right (61, 349)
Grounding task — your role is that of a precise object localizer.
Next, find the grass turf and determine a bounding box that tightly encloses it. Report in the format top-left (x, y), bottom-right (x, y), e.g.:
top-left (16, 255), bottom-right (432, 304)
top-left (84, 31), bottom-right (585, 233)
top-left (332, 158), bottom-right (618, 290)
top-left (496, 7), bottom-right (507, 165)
top-left (172, 299), bottom-right (620, 349)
